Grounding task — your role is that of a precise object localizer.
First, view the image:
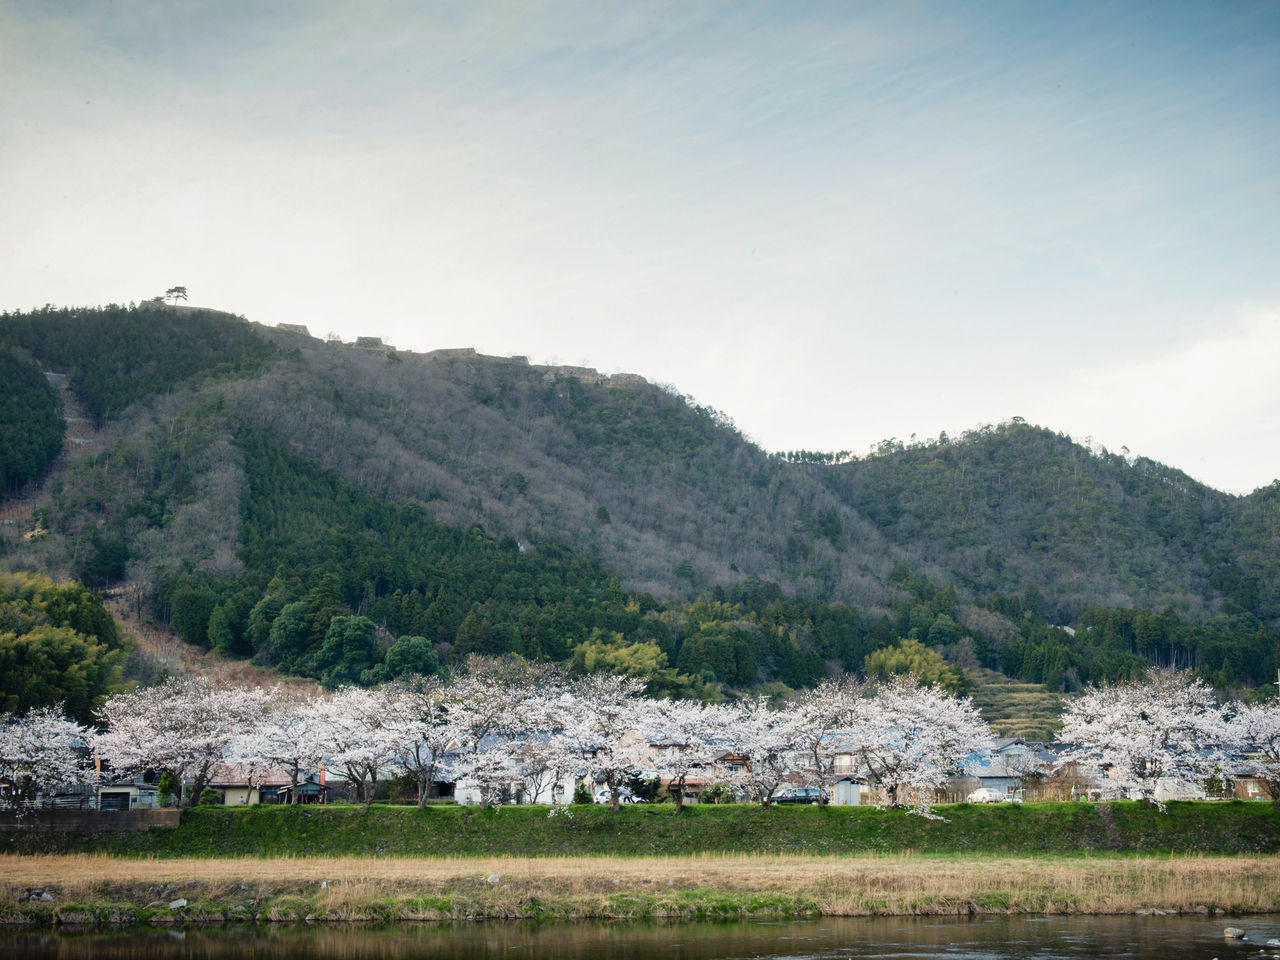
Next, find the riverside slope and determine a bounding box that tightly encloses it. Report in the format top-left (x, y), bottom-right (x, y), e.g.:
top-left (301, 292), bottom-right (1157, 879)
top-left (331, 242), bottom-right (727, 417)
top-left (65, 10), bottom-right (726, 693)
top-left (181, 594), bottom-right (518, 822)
top-left (3, 803), bottom-right (1278, 924)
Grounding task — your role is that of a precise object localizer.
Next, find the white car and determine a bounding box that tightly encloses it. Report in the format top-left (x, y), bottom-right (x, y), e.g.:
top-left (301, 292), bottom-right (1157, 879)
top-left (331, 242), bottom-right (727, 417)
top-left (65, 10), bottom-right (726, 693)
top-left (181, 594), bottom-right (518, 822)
top-left (593, 787), bottom-right (639, 804)
top-left (966, 787), bottom-right (1018, 803)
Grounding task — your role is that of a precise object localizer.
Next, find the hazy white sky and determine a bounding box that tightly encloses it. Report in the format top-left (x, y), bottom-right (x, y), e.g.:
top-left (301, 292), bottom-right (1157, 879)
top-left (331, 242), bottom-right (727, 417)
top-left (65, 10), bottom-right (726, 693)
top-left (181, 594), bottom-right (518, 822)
top-left (4, 1), bottom-right (1279, 493)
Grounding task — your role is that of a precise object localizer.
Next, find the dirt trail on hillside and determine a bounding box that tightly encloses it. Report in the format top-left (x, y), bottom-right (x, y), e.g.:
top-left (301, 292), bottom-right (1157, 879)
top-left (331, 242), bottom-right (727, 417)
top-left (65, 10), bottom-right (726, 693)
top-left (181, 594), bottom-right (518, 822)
top-left (2, 372), bottom-right (312, 693)
top-left (104, 595), bottom-right (318, 692)
top-left (0, 372), bottom-right (101, 540)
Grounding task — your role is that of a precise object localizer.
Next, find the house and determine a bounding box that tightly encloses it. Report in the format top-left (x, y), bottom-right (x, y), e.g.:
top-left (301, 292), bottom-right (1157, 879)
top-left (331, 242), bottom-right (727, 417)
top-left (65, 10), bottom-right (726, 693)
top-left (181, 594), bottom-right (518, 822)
top-left (954, 739), bottom-right (1056, 799)
top-left (39, 784), bottom-right (96, 809)
top-left (93, 754), bottom-right (161, 810)
top-left (823, 746), bottom-right (869, 805)
top-left (1232, 771), bottom-right (1271, 801)
top-left (277, 774), bottom-right (328, 804)
top-left (448, 733), bottom-right (581, 806)
top-left (204, 763), bottom-right (329, 805)
top-left (646, 740), bottom-right (716, 804)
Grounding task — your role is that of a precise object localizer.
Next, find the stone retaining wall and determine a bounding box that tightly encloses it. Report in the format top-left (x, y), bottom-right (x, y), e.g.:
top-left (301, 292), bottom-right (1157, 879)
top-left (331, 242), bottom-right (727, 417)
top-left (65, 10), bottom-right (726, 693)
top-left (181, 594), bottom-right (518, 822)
top-left (0, 808), bottom-right (181, 832)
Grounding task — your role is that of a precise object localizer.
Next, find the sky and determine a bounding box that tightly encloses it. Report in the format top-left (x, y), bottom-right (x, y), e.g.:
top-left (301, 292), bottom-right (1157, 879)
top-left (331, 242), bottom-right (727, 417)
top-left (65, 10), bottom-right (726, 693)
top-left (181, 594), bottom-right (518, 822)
top-left (3, 1), bottom-right (1279, 494)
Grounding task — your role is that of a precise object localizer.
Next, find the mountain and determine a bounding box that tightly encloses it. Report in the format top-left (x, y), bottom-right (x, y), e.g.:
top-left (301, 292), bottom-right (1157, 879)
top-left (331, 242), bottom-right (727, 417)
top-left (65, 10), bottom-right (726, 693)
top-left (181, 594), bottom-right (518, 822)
top-left (1, 303), bottom-right (1277, 708)
top-left (825, 423), bottom-right (1280, 624)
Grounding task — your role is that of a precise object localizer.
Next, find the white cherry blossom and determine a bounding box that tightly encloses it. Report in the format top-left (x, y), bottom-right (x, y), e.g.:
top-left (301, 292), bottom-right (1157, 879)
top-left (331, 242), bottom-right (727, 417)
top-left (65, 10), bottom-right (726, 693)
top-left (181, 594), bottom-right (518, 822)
top-left (0, 705), bottom-right (97, 807)
top-left (1056, 671), bottom-right (1231, 806)
top-left (849, 674), bottom-right (992, 810)
top-left (95, 677), bottom-right (270, 806)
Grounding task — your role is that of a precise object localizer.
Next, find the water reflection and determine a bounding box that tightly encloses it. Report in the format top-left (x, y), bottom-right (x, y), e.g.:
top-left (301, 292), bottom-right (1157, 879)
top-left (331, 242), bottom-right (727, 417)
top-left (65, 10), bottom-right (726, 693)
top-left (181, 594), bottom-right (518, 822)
top-left (3, 914), bottom-right (1279, 959)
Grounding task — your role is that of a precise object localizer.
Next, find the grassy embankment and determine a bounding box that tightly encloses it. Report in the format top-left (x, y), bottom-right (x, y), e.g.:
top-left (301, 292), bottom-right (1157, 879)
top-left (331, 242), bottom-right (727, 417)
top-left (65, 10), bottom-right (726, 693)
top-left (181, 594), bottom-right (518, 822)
top-left (8, 800), bottom-right (1279, 858)
top-left (2, 802), bottom-right (1277, 924)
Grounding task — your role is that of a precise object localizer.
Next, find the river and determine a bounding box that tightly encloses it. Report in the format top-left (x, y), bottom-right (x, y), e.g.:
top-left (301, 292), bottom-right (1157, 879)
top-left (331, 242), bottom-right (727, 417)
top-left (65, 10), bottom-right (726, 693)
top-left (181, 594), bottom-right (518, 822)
top-left (2, 914), bottom-right (1278, 958)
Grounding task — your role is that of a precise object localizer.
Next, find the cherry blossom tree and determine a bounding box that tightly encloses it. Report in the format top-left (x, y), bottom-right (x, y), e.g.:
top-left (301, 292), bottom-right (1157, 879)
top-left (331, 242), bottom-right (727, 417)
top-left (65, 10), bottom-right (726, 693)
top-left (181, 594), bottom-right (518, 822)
top-left (380, 674), bottom-right (459, 808)
top-left (644, 698), bottom-right (725, 810)
top-left (727, 696), bottom-right (801, 806)
top-left (788, 677), bottom-right (863, 806)
top-left (228, 688), bottom-right (327, 805)
top-left (851, 675), bottom-right (991, 810)
top-left (445, 657), bottom-right (551, 807)
top-left (562, 674), bottom-right (650, 810)
top-left (448, 658), bottom-right (545, 746)
top-left (0, 705), bottom-right (97, 808)
top-left (95, 677), bottom-right (270, 806)
top-left (507, 683), bottom-right (579, 807)
top-left (1056, 671), bottom-right (1232, 807)
top-left (1228, 700), bottom-right (1280, 802)
top-left (511, 732), bottom-right (579, 807)
top-left (307, 686), bottom-right (401, 811)
top-left (458, 747), bottom-right (524, 806)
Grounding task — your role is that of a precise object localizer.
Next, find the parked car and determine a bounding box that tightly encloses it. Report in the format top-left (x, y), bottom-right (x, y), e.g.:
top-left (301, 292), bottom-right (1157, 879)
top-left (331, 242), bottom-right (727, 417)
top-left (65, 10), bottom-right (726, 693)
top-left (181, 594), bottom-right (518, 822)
top-left (593, 787), bottom-right (640, 804)
top-left (965, 787), bottom-right (1019, 803)
top-left (774, 787), bottom-right (827, 804)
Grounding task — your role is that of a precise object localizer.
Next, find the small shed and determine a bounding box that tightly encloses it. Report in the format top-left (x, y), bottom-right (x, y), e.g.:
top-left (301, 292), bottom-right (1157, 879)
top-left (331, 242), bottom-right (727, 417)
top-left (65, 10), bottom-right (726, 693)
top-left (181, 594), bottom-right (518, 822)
top-left (831, 778), bottom-right (865, 806)
top-left (97, 783), bottom-right (158, 811)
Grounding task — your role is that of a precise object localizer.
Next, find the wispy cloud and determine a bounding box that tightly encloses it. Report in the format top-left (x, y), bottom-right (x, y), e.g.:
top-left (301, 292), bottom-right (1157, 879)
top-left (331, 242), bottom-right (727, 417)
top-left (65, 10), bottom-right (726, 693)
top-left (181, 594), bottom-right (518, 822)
top-left (1046, 307), bottom-right (1280, 493)
top-left (3, 2), bottom-right (1280, 491)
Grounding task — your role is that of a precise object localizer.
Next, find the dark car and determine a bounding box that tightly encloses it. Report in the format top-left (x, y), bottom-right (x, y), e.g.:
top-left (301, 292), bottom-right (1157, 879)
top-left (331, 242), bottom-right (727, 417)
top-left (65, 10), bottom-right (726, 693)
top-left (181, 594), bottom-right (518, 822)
top-left (773, 787), bottom-right (826, 804)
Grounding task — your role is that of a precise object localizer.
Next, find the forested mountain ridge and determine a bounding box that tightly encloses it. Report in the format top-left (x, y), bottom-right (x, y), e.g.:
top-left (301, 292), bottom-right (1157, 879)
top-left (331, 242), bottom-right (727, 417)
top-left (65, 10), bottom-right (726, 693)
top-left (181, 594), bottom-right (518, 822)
top-left (824, 423), bottom-right (1280, 624)
top-left (1, 303), bottom-right (1277, 708)
top-left (0, 303), bottom-right (273, 426)
top-left (221, 328), bottom-right (891, 606)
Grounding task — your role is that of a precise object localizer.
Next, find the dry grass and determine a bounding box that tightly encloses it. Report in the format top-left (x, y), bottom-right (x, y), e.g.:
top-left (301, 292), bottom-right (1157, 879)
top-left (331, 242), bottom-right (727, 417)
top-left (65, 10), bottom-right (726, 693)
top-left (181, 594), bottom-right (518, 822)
top-left (3, 852), bottom-right (1278, 919)
top-left (104, 597), bottom-right (318, 691)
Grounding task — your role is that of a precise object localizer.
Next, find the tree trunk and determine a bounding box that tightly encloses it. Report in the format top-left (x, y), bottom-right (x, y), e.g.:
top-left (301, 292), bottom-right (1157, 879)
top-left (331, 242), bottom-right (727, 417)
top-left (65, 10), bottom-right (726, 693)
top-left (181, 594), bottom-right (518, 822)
top-left (187, 769), bottom-right (212, 808)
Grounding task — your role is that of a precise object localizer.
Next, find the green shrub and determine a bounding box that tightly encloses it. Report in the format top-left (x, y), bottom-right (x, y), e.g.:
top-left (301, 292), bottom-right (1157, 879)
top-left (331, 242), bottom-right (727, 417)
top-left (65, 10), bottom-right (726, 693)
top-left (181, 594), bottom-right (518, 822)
top-left (157, 771), bottom-right (176, 808)
top-left (699, 783), bottom-right (734, 804)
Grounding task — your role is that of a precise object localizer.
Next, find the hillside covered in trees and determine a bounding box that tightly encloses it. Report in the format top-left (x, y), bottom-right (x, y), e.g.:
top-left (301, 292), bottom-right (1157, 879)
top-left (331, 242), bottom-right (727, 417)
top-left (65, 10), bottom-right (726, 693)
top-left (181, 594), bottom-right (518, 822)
top-left (0, 303), bottom-right (1277, 717)
top-left (0, 573), bottom-right (125, 724)
top-left (0, 350), bottom-right (63, 496)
